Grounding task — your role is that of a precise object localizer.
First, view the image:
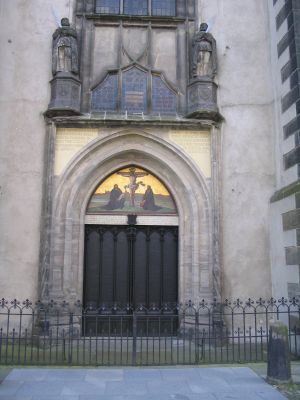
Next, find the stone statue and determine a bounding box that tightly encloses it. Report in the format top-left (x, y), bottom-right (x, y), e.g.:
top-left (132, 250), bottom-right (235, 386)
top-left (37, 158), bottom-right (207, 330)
top-left (186, 22), bottom-right (220, 120)
top-left (52, 18), bottom-right (79, 76)
top-left (192, 23), bottom-right (217, 79)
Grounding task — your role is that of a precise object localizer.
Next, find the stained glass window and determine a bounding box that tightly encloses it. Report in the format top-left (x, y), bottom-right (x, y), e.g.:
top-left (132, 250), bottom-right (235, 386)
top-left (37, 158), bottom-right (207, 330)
top-left (152, 0), bottom-right (176, 16)
top-left (124, 0), bottom-right (148, 15)
top-left (95, 0), bottom-right (120, 14)
top-left (91, 74), bottom-right (118, 112)
top-left (152, 76), bottom-right (177, 114)
top-left (121, 68), bottom-right (147, 113)
top-left (95, 0), bottom-right (178, 17)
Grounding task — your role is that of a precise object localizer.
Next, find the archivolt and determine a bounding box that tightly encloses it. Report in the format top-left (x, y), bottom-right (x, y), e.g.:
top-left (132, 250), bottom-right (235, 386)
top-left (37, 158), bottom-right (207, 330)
top-left (48, 129), bottom-right (213, 302)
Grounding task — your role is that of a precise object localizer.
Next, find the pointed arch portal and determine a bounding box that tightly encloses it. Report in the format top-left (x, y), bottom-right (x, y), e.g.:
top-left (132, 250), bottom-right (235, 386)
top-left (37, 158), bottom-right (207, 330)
top-left (43, 129), bottom-right (217, 311)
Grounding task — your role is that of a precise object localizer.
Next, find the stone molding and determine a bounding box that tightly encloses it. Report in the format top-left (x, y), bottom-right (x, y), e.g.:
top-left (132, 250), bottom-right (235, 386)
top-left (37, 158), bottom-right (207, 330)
top-left (41, 127), bottom-right (220, 304)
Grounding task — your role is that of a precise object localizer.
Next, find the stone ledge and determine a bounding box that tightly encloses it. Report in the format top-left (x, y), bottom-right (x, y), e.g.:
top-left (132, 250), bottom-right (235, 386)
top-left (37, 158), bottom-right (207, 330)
top-left (285, 246), bottom-right (300, 265)
top-left (270, 179), bottom-right (300, 203)
top-left (45, 114), bottom-right (219, 130)
top-left (282, 208), bottom-right (300, 230)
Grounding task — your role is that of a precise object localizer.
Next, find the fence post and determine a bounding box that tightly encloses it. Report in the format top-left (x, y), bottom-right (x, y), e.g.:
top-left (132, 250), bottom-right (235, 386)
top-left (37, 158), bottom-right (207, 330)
top-left (267, 321), bottom-right (292, 384)
top-left (68, 313), bottom-right (73, 365)
top-left (132, 311), bottom-right (137, 366)
top-left (195, 310), bottom-right (200, 364)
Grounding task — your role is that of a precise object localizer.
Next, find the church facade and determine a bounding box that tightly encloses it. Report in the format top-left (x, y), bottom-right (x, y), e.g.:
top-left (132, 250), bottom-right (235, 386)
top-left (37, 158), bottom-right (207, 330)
top-left (0, 0), bottom-right (299, 307)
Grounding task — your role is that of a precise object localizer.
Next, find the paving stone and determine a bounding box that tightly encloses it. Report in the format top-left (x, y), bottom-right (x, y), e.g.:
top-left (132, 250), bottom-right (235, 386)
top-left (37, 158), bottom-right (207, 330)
top-left (61, 381), bottom-right (106, 396)
top-left (105, 381), bottom-right (149, 395)
top-left (197, 367), bottom-right (236, 379)
top-left (189, 376), bottom-right (231, 393)
top-left (0, 366), bottom-right (292, 399)
top-left (147, 379), bottom-right (192, 395)
top-left (0, 368), bottom-right (12, 383)
top-left (5, 369), bottom-right (48, 381)
top-left (0, 396), bottom-right (32, 400)
top-left (188, 382), bottom-right (209, 393)
top-left (123, 368), bottom-right (162, 380)
top-left (213, 393), bottom-right (257, 400)
top-left (255, 389), bottom-right (288, 400)
top-left (15, 381), bottom-right (64, 397)
top-left (169, 395), bottom-right (217, 400)
top-left (230, 367), bottom-right (259, 377)
top-left (0, 380), bottom-right (24, 396)
top-left (80, 397), bottom-right (122, 400)
top-left (79, 395), bottom-right (217, 400)
top-left (31, 396), bottom-right (79, 400)
top-left (79, 396), bottom-right (181, 400)
top-left (226, 376), bottom-right (268, 387)
top-left (85, 368), bottom-right (123, 381)
top-left (46, 369), bottom-right (86, 381)
top-left (176, 396), bottom-right (217, 400)
top-left (213, 389), bottom-right (287, 400)
top-left (161, 368), bottom-right (200, 381)
top-left (199, 367), bottom-right (236, 374)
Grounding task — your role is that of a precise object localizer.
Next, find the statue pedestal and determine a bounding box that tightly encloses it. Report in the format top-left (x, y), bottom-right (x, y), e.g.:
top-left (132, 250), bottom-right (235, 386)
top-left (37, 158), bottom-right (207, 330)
top-left (46, 72), bottom-right (81, 117)
top-left (186, 79), bottom-right (220, 121)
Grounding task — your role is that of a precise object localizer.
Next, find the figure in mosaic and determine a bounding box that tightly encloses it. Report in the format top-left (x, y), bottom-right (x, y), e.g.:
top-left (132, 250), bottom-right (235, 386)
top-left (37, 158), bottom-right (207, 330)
top-left (105, 184), bottom-right (125, 210)
top-left (117, 167), bottom-right (148, 206)
top-left (141, 185), bottom-right (161, 211)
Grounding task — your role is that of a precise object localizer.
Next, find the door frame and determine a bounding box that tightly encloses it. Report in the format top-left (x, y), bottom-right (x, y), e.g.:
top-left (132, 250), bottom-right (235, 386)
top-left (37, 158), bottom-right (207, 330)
top-left (42, 128), bottom-right (219, 305)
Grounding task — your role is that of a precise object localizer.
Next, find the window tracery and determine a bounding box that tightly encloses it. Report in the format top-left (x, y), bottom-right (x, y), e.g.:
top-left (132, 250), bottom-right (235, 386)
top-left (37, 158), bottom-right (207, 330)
top-left (91, 67), bottom-right (178, 115)
top-left (95, 0), bottom-right (176, 17)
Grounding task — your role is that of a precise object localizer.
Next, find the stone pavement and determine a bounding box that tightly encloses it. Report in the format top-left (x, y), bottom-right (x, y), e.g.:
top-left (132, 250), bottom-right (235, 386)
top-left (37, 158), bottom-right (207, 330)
top-left (0, 366), bottom-right (289, 400)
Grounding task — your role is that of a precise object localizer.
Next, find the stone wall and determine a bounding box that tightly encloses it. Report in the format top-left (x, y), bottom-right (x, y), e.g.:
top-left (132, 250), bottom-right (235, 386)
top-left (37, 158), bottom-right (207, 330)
top-left (0, 0), bottom-right (279, 302)
top-left (0, 0), bottom-right (75, 301)
top-left (199, 0), bottom-right (275, 299)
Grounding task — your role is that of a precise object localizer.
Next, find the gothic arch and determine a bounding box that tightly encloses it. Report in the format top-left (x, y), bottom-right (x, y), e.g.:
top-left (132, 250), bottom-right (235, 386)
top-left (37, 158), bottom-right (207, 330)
top-left (45, 129), bottom-right (215, 303)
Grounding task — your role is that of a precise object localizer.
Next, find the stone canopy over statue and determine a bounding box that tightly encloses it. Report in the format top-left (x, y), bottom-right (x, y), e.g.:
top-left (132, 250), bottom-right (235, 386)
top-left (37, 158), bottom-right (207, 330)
top-left (52, 18), bottom-right (79, 76)
top-left (192, 23), bottom-right (217, 80)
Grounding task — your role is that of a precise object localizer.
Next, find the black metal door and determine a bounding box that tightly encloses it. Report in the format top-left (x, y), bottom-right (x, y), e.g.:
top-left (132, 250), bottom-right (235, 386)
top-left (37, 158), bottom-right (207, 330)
top-left (83, 225), bottom-right (178, 335)
top-left (84, 225), bottom-right (178, 308)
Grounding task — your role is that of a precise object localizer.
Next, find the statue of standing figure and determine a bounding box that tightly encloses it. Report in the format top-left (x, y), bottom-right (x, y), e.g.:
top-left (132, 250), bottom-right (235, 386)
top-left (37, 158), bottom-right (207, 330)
top-left (52, 18), bottom-right (79, 76)
top-left (192, 23), bottom-right (217, 79)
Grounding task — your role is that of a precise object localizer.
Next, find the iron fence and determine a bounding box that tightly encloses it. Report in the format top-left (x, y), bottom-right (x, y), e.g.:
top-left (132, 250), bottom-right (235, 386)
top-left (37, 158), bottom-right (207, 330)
top-left (0, 298), bottom-right (299, 366)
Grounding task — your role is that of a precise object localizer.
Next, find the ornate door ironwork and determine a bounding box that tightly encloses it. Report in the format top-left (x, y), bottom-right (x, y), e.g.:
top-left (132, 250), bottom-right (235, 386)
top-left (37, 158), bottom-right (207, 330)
top-left (84, 225), bottom-right (178, 309)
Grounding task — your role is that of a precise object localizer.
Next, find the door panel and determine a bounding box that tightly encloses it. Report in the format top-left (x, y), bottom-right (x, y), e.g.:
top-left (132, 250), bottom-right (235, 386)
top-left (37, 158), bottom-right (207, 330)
top-left (115, 230), bottom-right (129, 304)
top-left (84, 225), bottom-right (178, 335)
top-left (148, 231), bottom-right (161, 305)
top-left (101, 230), bottom-right (114, 303)
top-left (134, 229), bottom-right (148, 305)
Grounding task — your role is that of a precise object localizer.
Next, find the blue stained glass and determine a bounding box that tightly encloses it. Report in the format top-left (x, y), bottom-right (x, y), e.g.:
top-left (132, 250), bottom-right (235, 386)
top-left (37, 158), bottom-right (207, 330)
top-left (95, 0), bottom-right (120, 14)
top-left (92, 74), bottom-right (118, 112)
top-left (152, 76), bottom-right (177, 114)
top-left (121, 68), bottom-right (147, 113)
top-left (152, 0), bottom-right (176, 16)
top-left (124, 0), bottom-right (148, 15)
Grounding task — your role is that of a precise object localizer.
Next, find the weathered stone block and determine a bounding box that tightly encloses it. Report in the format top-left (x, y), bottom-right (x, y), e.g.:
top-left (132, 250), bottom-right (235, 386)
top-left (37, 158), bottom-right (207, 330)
top-left (46, 74), bottom-right (81, 117)
top-left (186, 80), bottom-right (220, 120)
top-left (288, 282), bottom-right (300, 300)
top-left (282, 208), bottom-right (300, 230)
top-left (267, 321), bottom-right (292, 384)
top-left (285, 246), bottom-right (300, 265)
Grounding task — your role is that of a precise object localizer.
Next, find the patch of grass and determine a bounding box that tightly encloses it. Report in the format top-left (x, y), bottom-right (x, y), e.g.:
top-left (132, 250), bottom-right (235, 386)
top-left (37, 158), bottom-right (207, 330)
top-left (275, 383), bottom-right (300, 400)
top-left (0, 338), bottom-right (270, 367)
